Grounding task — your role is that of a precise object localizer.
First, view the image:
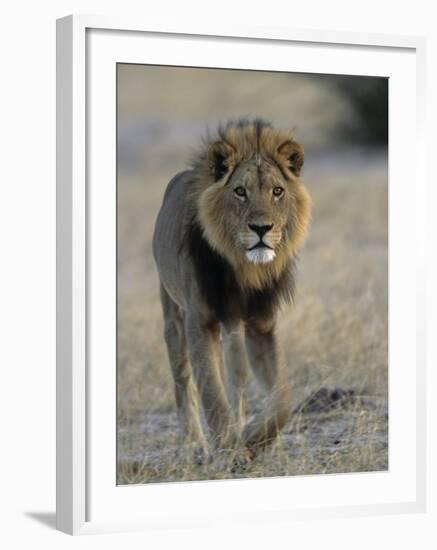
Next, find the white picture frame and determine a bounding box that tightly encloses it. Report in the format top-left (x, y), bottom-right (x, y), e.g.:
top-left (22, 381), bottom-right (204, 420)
top-left (56, 14), bottom-right (427, 535)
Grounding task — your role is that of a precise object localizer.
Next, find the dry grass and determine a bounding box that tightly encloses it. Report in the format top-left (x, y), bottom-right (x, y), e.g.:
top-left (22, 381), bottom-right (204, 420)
top-left (116, 65), bottom-right (388, 485)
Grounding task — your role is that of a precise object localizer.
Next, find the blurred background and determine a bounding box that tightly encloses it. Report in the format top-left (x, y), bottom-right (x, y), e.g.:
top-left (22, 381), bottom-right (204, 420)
top-left (117, 65), bottom-right (388, 484)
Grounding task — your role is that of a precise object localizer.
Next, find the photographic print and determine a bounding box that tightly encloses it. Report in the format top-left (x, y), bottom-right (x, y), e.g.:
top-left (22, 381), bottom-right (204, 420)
top-left (116, 64), bottom-right (388, 485)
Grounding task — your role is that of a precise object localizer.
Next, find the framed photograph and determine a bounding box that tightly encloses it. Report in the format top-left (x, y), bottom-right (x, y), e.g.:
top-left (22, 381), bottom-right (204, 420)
top-left (56, 15), bottom-right (426, 535)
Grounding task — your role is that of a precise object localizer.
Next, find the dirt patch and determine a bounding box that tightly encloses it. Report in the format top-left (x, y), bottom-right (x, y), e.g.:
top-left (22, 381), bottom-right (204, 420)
top-left (117, 387), bottom-right (388, 485)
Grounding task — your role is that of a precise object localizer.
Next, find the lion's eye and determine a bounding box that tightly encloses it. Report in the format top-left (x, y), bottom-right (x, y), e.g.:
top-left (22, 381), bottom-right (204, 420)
top-left (234, 186), bottom-right (246, 198)
top-left (273, 186), bottom-right (284, 197)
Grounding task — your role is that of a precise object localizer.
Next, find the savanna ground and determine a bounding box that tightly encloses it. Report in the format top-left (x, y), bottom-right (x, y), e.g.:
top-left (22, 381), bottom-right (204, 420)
top-left (117, 66), bottom-right (388, 484)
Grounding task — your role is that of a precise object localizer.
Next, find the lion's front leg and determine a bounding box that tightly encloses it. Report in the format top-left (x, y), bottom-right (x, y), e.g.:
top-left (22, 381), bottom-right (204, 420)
top-left (159, 284), bottom-right (207, 462)
top-left (243, 316), bottom-right (291, 456)
top-left (185, 313), bottom-right (239, 451)
top-left (221, 321), bottom-right (248, 434)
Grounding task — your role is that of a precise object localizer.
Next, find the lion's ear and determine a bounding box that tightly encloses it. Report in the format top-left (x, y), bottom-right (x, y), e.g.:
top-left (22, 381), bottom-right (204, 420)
top-left (208, 141), bottom-right (235, 182)
top-left (277, 140), bottom-right (304, 177)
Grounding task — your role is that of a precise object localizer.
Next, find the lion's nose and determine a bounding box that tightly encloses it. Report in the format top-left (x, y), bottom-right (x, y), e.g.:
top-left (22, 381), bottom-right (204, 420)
top-left (248, 223), bottom-right (274, 238)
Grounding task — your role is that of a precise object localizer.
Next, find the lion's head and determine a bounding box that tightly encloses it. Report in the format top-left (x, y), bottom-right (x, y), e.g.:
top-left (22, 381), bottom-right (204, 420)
top-left (190, 119), bottom-right (311, 290)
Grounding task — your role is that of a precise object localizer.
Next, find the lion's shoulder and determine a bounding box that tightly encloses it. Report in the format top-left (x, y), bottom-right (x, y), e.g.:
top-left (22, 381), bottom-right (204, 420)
top-left (162, 169), bottom-right (195, 203)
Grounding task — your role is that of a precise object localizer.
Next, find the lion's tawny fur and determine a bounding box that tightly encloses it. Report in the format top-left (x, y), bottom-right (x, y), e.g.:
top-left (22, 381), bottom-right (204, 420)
top-left (152, 118), bottom-right (311, 464)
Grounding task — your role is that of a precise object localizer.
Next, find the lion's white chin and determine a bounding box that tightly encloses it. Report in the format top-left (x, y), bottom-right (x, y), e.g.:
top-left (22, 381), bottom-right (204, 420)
top-left (245, 248), bottom-right (276, 264)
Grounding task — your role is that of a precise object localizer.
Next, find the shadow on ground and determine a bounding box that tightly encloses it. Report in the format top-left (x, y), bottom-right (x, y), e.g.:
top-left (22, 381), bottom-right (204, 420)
top-left (25, 511), bottom-right (56, 530)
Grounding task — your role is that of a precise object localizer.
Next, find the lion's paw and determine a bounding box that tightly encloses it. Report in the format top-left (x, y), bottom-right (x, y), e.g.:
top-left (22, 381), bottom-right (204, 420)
top-left (178, 442), bottom-right (209, 466)
top-left (230, 447), bottom-right (254, 473)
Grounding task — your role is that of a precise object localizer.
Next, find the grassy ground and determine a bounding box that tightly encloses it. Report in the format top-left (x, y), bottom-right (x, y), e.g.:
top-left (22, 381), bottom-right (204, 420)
top-left (116, 66), bottom-right (388, 484)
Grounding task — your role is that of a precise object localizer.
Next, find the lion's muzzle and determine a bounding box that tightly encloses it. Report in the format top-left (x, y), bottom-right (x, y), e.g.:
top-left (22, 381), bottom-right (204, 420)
top-left (239, 224), bottom-right (281, 264)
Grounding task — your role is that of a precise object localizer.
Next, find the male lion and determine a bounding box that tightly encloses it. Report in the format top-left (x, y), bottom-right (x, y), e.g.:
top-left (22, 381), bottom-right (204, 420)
top-left (153, 118), bottom-right (311, 465)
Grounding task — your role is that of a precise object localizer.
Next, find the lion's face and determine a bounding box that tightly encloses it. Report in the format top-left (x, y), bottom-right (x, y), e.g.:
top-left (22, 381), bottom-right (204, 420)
top-left (193, 121), bottom-right (311, 288)
top-left (219, 157), bottom-right (301, 264)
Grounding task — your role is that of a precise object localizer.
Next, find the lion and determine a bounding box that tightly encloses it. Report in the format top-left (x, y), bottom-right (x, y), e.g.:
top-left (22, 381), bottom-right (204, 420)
top-left (152, 118), bottom-right (311, 466)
